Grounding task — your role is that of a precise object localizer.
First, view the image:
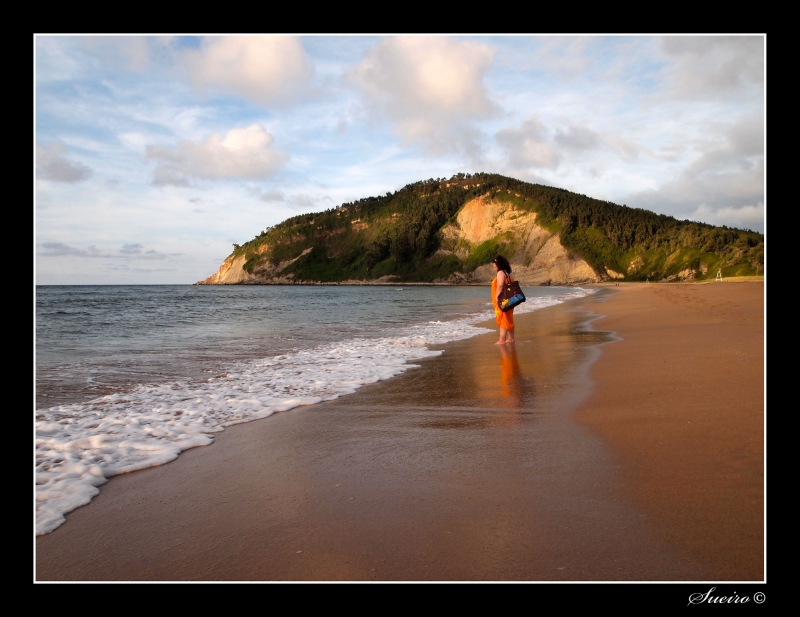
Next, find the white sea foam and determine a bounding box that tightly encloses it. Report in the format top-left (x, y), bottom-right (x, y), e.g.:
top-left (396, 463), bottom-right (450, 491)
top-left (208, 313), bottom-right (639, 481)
top-left (35, 287), bottom-right (594, 535)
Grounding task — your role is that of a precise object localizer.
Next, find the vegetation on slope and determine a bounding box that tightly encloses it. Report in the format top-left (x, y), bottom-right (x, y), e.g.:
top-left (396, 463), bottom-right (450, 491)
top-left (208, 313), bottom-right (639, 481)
top-left (227, 173), bottom-right (763, 283)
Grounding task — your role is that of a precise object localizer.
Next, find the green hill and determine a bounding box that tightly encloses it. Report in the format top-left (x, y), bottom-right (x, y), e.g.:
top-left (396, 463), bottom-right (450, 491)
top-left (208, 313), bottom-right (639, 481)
top-left (213, 173), bottom-right (764, 284)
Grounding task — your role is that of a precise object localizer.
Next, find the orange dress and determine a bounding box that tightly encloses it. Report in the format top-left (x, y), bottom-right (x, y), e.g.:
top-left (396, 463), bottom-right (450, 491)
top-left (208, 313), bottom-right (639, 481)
top-left (492, 274), bottom-right (515, 331)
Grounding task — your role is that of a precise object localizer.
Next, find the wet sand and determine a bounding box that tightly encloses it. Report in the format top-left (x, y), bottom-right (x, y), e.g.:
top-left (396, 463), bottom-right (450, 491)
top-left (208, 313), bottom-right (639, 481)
top-left (35, 282), bottom-right (764, 581)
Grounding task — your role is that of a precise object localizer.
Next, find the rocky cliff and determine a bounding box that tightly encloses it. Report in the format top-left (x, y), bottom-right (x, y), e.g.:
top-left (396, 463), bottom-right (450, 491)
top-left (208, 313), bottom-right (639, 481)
top-left (198, 247), bottom-right (313, 285)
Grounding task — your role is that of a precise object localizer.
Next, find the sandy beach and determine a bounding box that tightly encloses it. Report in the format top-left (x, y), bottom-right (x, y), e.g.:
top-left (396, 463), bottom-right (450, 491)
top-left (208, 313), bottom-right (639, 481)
top-left (35, 281), bottom-right (764, 581)
top-left (575, 281), bottom-right (764, 581)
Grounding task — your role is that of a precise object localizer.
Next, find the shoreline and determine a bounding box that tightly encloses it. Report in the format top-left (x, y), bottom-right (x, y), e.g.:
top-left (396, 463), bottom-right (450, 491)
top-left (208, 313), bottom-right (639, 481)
top-left (35, 282), bottom-right (764, 581)
top-left (194, 276), bottom-right (765, 286)
top-left (193, 280), bottom-right (568, 286)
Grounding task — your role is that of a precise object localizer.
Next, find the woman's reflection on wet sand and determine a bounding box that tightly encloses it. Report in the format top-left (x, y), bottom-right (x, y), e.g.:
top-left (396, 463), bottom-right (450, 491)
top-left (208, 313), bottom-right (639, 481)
top-left (498, 342), bottom-right (524, 411)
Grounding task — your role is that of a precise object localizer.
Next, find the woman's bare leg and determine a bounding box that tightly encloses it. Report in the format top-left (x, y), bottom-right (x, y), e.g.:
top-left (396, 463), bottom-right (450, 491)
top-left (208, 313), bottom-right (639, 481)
top-left (495, 327), bottom-right (508, 344)
top-left (506, 328), bottom-right (515, 343)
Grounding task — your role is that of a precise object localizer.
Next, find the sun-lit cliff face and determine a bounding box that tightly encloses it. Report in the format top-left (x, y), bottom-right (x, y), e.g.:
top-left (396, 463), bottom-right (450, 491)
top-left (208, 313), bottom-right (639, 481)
top-left (198, 248), bottom-right (312, 285)
top-left (196, 173), bottom-right (763, 285)
top-left (435, 194), bottom-right (599, 286)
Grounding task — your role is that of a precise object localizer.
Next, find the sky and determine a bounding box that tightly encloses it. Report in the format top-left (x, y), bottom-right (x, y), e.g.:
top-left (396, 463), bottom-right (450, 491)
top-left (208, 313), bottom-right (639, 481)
top-left (35, 35), bottom-right (765, 284)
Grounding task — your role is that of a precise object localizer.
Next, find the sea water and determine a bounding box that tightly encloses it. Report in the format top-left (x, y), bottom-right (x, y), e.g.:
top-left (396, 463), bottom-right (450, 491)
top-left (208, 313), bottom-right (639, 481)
top-left (35, 284), bottom-right (594, 535)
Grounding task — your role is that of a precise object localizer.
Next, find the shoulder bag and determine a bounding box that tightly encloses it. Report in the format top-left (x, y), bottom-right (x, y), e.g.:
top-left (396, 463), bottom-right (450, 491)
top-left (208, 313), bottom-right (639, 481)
top-left (497, 273), bottom-right (526, 312)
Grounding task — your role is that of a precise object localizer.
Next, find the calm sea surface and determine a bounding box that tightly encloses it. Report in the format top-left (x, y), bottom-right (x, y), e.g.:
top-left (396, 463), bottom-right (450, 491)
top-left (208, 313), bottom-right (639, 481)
top-left (35, 284), bottom-right (594, 535)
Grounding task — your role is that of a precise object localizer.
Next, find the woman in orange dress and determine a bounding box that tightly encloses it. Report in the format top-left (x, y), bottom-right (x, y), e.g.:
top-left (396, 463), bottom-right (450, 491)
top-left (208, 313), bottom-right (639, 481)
top-left (491, 255), bottom-right (515, 344)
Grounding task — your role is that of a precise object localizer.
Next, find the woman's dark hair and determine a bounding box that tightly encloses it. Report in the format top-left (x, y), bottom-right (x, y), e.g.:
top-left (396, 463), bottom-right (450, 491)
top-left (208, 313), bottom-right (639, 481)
top-left (493, 255), bottom-right (511, 274)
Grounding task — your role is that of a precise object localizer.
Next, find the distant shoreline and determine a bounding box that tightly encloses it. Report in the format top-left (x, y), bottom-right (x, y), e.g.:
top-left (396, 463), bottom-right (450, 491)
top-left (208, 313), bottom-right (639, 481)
top-left (194, 280), bottom-right (550, 287)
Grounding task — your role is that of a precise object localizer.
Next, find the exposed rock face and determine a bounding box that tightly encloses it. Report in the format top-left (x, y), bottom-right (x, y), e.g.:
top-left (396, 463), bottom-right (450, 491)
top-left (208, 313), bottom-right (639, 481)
top-left (197, 255), bottom-right (250, 285)
top-left (660, 268), bottom-right (697, 283)
top-left (437, 195), bottom-right (600, 286)
top-left (627, 256), bottom-right (644, 274)
top-left (197, 248), bottom-right (312, 285)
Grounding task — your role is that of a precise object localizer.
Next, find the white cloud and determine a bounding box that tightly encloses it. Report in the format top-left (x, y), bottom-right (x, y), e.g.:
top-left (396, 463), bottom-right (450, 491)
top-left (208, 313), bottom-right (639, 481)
top-left (688, 202), bottom-right (764, 232)
top-left (247, 185), bottom-right (332, 210)
top-left (120, 243), bottom-right (144, 254)
top-left (39, 242), bottom-right (97, 257)
top-left (525, 37), bottom-right (593, 77)
top-left (77, 36), bottom-right (175, 72)
top-left (36, 143), bottom-right (93, 183)
top-left (182, 36), bottom-right (313, 105)
top-left (38, 242), bottom-right (174, 260)
top-left (621, 117), bottom-right (764, 232)
top-left (257, 189), bottom-right (285, 203)
top-left (150, 166), bottom-right (191, 187)
top-left (145, 124), bottom-right (288, 186)
top-left (287, 194), bottom-right (332, 209)
top-left (496, 116), bottom-right (560, 169)
top-left (497, 117), bottom-right (639, 173)
top-left (554, 125), bottom-right (600, 152)
top-left (681, 117), bottom-right (763, 192)
top-left (606, 134), bottom-right (642, 160)
top-left (118, 132), bottom-right (149, 151)
top-left (347, 36), bottom-right (497, 155)
top-left (660, 36), bottom-right (764, 98)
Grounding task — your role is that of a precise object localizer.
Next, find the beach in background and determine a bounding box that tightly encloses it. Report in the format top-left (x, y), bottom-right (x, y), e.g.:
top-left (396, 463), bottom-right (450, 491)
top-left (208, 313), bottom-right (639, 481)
top-left (35, 281), bottom-right (764, 581)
